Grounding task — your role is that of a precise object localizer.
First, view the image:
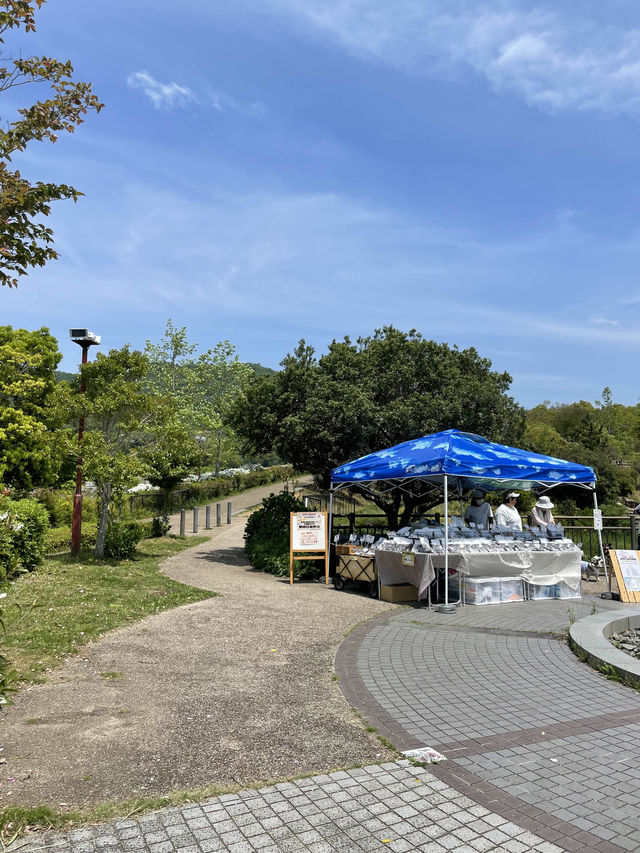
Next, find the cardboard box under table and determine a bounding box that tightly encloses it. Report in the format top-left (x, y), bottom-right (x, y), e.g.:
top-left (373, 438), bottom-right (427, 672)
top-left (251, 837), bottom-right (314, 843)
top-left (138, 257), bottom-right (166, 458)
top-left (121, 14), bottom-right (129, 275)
top-left (374, 550), bottom-right (435, 601)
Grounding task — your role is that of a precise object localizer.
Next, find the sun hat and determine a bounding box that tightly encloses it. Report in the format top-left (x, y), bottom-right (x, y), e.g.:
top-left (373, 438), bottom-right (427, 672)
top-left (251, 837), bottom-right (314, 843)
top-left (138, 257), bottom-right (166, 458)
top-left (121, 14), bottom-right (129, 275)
top-left (505, 492), bottom-right (520, 500)
top-left (471, 489), bottom-right (485, 499)
top-left (535, 496), bottom-right (554, 509)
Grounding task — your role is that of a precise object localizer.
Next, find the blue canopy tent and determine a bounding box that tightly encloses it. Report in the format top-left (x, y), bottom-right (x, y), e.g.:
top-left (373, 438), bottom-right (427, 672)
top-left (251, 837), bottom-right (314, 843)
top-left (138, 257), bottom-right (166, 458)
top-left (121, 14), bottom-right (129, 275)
top-left (329, 429), bottom-right (604, 609)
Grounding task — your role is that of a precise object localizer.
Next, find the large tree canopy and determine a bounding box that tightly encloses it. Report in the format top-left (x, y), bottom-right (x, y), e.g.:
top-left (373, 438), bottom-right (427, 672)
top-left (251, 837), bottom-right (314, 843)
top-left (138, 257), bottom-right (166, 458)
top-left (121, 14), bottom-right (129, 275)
top-left (0, 0), bottom-right (103, 287)
top-left (231, 327), bottom-right (525, 525)
top-left (0, 324), bottom-right (63, 488)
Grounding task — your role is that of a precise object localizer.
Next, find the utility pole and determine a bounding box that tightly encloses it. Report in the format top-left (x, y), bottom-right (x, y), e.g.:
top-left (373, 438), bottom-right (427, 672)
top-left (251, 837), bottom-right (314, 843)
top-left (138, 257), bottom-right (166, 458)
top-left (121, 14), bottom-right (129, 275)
top-left (70, 329), bottom-right (101, 556)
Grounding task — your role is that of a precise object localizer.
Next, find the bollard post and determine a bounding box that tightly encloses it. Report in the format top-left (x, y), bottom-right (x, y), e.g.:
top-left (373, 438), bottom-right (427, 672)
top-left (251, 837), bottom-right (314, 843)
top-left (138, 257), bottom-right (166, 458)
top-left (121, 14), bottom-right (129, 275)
top-left (193, 507), bottom-right (199, 534)
top-left (227, 502), bottom-right (232, 524)
top-left (205, 505), bottom-right (211, 530)
top-left (179, 509), bottom-right (186, 536)
top-left (216, 503), bottom-right (221, 527)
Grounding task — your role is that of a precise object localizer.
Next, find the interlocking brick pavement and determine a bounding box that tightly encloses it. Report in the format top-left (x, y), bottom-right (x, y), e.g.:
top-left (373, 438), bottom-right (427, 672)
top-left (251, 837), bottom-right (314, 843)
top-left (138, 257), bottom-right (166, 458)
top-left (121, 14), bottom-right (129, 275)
top-left (335, 597), bottom-right (640, 852)
top-left (14, 763), bottom-right (565, 853)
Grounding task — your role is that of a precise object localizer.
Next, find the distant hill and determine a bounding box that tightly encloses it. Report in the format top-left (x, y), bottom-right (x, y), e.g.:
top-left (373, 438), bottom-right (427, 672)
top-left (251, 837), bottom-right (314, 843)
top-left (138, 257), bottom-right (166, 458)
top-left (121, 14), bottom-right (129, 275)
top-left (246, 362), bottom-right (276, 377)
top-left (55, 370), bottom-right (77, 383)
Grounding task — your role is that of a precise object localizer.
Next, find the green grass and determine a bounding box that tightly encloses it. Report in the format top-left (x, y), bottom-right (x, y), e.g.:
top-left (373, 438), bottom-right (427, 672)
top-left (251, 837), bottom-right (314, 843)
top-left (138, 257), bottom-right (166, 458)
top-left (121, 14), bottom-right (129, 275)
top-left (1, 536), bottom-right (213, 683)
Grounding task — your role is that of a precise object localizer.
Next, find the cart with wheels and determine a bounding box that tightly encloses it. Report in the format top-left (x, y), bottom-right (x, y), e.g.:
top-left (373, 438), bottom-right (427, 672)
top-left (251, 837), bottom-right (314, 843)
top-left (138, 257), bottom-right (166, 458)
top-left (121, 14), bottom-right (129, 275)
top-left (333, 551), bottom-right (378, 597)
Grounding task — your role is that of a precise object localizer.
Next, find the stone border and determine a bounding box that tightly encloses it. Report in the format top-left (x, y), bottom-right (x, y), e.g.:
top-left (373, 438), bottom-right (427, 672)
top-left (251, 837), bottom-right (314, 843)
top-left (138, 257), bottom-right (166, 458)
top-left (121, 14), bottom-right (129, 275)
top-left (569, 608), bottom-right (640, 688)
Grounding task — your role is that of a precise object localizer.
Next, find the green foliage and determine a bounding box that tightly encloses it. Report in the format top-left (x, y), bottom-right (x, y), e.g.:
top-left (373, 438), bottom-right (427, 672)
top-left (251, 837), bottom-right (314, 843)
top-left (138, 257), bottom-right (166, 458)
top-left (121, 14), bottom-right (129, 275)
top-left (232, 327), bottom-right (524, 526)
top-left (150, 516), bottom-right (170, 537)
top-left (0, 326), bottom-right (66, 488)
top-left (0, 496), bottom-right (49, 580)
top-left (0, 1), bottom-right (103, 288)
top-left (525, 392), bottom-right (640, 505)
top-left (103, 521), bottom-right (145, 559)
top-left (31, 488), bottom-right (98, 526)
top-left (244, 490), bottom-right (321, 580)
top-left (43, 522), bottom-right (97, 554)
top-left (72, 345), bottom-right (175, 557)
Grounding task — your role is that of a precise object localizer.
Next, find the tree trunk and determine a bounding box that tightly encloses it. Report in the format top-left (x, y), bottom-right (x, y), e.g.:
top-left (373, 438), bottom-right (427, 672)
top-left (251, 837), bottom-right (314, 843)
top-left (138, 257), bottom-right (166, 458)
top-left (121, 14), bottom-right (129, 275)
top-left (215, 427), bottom-right (222, 476)
top-left (95, 483), bottom-right (112, 557)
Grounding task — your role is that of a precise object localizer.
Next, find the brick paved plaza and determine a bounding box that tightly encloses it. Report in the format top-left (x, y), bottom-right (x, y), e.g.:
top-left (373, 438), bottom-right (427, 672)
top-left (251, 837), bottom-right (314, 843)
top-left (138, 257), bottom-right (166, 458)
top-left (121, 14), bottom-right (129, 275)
top-left (16, 596), bottom-right (640, 852)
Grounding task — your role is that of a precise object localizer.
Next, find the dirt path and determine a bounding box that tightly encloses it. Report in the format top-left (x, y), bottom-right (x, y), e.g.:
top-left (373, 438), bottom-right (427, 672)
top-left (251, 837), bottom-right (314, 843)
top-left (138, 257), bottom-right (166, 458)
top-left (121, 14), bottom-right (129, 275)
top-left (0, 514), bottom-right (394, 808)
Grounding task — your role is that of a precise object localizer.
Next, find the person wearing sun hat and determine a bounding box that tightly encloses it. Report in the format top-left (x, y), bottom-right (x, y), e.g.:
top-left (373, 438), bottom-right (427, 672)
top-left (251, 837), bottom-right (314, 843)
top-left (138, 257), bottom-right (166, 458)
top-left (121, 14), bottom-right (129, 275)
top-left (529, 495), bottom-right (555, 529)
top-left (464, 489), bottom-right (494, 529)
top-left (494, 492), bottom-right (522, 530)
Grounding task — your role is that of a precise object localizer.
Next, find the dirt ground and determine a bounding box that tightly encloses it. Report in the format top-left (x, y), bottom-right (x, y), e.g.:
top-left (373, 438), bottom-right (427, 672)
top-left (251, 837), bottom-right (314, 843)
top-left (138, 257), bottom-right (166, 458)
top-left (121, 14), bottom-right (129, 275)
top-left (0, 517), bottom-right (395, 808)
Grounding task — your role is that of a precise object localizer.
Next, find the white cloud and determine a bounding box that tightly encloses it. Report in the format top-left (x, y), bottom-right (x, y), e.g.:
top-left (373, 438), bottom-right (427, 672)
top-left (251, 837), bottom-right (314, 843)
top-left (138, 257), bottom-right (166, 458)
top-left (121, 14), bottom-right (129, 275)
top-left (210, 92), bottom-right (266, 117)
top-left (259, 0), bottom-right (640, 117)
top-left (127, 71), bottom-right (197, 110)
top-left (590, 317), bottom-right (619, 326)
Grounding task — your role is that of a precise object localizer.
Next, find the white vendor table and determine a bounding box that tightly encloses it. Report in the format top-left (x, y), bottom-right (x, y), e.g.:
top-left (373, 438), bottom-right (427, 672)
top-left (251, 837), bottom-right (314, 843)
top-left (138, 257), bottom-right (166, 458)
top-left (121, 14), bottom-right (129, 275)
top-left (374, 551), bottom-right (435, 600)
top-left (432, 547), bottom-right (582, 590)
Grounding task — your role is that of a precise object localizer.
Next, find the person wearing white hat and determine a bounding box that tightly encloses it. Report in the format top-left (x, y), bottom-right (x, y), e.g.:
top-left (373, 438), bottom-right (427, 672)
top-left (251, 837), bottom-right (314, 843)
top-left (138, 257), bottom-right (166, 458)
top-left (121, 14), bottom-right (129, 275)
top-left (494, 492), bottom-right (522, 531)
top-left (529, 495), bottom-right (555, 529)
top-left (464, 489), bottom-right (494, 529)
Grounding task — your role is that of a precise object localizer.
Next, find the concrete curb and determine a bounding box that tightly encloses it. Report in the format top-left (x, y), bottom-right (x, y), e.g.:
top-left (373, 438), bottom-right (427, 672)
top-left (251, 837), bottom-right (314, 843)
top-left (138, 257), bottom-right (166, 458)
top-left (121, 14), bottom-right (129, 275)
top-left (569, 607), bottom-right (640, 688)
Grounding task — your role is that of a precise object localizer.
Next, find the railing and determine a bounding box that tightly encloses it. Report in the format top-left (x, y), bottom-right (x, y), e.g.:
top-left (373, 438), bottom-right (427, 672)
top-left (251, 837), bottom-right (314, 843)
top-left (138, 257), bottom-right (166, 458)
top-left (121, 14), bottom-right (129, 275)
top-left (554, 515), bottom-right (637, 559)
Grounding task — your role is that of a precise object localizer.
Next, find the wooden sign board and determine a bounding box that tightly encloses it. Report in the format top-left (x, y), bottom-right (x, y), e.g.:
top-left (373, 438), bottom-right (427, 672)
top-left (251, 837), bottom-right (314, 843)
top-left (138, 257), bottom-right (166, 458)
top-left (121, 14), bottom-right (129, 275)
top-left (289, 512), bottom-right (329, 586)
top-left (609, 550), bottom-right (640, 603)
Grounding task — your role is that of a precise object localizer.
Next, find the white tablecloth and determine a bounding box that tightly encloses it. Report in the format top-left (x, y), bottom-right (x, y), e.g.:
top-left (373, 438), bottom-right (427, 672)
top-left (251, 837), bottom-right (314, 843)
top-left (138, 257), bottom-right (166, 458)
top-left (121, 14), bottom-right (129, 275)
top-left (374, 551), bottom-right (435, 599)
top-left (432, 548), bottom-right (582, 590)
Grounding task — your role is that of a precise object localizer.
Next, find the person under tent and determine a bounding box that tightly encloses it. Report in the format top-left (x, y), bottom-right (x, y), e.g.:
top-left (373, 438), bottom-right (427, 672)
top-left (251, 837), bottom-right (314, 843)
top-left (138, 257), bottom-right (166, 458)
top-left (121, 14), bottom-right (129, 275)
top-left (529, 495), bottom-right (555, 529)
top-left (494, 492), bottom-right (523, 531)
top-left (464, 489), bottom-right (493, 529)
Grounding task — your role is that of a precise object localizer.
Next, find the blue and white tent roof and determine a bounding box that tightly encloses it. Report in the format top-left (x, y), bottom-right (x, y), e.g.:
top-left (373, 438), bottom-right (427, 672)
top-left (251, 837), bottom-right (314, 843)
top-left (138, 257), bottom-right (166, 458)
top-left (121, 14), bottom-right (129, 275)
top-left (330, 429), bottom-right (596, 491)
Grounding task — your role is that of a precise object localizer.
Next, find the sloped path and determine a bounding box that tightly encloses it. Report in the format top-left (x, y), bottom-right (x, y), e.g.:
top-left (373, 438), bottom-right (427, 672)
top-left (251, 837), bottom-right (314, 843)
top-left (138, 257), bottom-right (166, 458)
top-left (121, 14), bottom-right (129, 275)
top-left (0, 509), bottom-right (393, 808)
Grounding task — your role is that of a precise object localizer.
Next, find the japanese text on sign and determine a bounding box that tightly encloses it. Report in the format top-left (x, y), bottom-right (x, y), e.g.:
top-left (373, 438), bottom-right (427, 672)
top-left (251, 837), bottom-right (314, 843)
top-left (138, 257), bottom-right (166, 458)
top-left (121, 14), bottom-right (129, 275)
top-left (291, 512), bottom-right (327, 551)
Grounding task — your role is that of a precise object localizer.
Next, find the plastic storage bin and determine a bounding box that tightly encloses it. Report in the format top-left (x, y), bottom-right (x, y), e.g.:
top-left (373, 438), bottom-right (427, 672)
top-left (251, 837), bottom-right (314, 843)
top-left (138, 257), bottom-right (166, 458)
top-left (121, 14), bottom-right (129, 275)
top-left (554, 580), bottom-right (582, 599)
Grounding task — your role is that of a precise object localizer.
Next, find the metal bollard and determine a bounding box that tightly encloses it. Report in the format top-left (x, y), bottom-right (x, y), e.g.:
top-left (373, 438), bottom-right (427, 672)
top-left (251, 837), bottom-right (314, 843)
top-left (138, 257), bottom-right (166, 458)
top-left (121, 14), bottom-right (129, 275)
top-left (227, 502), bottom-right (232, 524)
top-left (205, 505), bottom-right (211, 530)
top-left (179, 509), bottom-right (186, 536)
top-left (216, 503), bottom-right (221, 527)
top-left (193, 507), bottom-right (199, 533)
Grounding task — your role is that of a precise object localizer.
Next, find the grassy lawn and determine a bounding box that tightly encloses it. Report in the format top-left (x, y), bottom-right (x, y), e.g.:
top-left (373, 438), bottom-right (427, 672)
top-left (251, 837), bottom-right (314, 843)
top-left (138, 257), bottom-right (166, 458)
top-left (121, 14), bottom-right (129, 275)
top-left (2, 535), bottom-right (213, 683)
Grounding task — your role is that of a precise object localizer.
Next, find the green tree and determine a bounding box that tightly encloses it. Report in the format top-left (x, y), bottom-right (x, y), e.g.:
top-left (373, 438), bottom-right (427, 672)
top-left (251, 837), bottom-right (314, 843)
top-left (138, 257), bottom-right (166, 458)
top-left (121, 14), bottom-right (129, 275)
top-left (0, 0), bottom-right (103, 288)
top-left (74, 346), bottom-right (169, 557)
top-left (193, 341), bottom-right (252, 475)
top-left (0, 325), bottom-right (64, 488)
top-left (231, 327), bottom-right (525, 526)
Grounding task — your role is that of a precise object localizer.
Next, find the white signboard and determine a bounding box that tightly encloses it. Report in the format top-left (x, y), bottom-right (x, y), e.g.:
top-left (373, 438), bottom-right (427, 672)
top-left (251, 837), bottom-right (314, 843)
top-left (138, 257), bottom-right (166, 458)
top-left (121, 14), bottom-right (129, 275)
top-left (291, 512), bottom-right (327, 551)
top-left (616, 550), bottom-right (640, 591)
top-left (593, 509), bottom-right (603, 531)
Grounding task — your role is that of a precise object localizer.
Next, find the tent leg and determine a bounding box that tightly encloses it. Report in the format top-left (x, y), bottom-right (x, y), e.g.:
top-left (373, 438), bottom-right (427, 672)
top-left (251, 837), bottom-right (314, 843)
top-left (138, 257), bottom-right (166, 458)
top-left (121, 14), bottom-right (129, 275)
top-left (593, 488), bottom-right (610, 591)
top-left (436, 474), bottom-right (456, 613)
top-left (328, 487), bottom-right (334, 587)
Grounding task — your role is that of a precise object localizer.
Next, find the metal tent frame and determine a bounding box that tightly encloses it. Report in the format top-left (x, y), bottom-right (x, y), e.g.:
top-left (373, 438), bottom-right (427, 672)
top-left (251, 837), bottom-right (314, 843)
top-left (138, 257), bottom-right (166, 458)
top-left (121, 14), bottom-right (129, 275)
top-left (329, 471), bottom-right (607, 611)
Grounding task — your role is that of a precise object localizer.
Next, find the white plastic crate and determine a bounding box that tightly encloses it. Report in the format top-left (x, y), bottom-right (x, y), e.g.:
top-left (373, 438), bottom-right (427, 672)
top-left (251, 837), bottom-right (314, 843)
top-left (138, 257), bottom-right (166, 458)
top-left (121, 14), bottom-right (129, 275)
top-left (554, 580), bottom-right (582, 599)
top-left (525, 581), bottom-right (556, 600)
top-left (463, 576), bottom-right (523, 605)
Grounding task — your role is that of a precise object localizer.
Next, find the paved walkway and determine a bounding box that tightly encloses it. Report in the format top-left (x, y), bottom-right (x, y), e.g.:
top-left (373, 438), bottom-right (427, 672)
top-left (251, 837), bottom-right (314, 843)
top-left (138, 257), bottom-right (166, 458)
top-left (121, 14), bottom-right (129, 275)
top-left (12, 515), bottom-right (640, 853)
top-left (337, 596), bottom-right (640, 852)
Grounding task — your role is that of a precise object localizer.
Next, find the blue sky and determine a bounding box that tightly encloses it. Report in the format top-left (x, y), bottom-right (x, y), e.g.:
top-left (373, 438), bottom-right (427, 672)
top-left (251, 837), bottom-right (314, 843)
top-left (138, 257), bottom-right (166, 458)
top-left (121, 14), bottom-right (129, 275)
top-left (4, 0), bottom-right (640, 406)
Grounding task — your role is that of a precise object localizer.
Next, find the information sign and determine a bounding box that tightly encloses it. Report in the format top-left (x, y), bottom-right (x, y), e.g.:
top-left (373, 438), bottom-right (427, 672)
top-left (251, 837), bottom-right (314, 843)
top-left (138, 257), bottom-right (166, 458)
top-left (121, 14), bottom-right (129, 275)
top-left (291, 512), bottom-right (326, 551)
top-left (609, 550), bottom-right (640, 602)
top-left (289, 512), bottom-right (329, 586)
top-left (593, 509), bottom-right (603, 531)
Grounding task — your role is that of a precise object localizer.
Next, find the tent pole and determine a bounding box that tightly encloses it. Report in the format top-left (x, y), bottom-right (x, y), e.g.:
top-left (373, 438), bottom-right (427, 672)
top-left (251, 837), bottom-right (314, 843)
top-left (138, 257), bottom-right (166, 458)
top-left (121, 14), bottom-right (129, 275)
top-left (593, 488), bottom-right (610, 591)
top-left (436, 474), bottom-right (456, 613)
top-left (328, 485), bottom-right (334, 554)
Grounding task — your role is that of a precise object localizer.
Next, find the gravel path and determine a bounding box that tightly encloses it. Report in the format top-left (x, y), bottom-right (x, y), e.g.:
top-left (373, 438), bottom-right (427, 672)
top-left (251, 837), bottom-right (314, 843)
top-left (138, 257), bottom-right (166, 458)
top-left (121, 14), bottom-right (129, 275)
top-left (0, 509), bottom-right (395, 809)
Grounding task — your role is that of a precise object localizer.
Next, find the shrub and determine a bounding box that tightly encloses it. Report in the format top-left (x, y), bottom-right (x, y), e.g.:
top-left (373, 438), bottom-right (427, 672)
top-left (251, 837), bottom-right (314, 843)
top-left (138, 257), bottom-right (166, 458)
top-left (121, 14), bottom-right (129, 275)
top-left (32, 489), bottom-right (98, 526)
top-left (244, 490), bottom-right (322, 580)
top-left (151, 516), bottom-right (170, 537)
top-left (0, 497), bottom-right (49, 581)
top-left (103, 522), bottom-right (145, 559)
top-left (43, 523), bottom-right (98, 554)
